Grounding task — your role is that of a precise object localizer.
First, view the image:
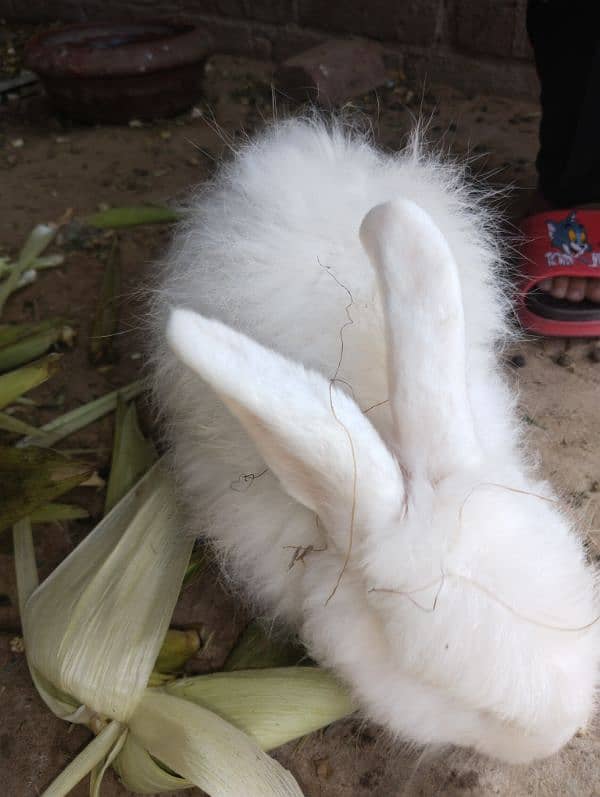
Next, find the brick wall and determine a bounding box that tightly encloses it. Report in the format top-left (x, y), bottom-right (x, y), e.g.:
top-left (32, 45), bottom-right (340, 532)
top-left (0, 0), bottom-right (539, 99)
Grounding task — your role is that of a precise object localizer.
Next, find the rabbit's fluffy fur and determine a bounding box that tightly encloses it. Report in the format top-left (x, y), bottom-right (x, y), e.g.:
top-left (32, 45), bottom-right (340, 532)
top-left (151, 116), bottom-right (599, 763)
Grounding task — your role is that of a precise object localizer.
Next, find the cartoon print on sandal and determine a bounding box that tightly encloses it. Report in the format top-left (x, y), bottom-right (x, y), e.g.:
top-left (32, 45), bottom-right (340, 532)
top-left (546, 212), bottom-right (591, 257)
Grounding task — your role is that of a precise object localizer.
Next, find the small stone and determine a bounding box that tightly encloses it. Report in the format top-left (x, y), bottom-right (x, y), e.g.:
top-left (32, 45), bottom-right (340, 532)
top-left (275, 39), bottom-right (386, 107)
top-left (10, 138), bottom-right (23, 148)
top-left (55, 135), bottom-right (69, 144)
top-left (128, 118), bottom-right (143, 128)
top-left (160, 130), bottom-right (172, 140)
top-left (9, 636), bottom-right (24, 653)
top-left (591, 480), bottom-right (599, 492)
top-left (97, 202), bottom-right (110, 212)
top-left (555, 352), bottom-right (572, 367)
top-left (508, 353), bottom-right (526, 368)
top-left (314, 758), bottom-right (331, 779)
top-left (190, 106), bottom-right (203, 119)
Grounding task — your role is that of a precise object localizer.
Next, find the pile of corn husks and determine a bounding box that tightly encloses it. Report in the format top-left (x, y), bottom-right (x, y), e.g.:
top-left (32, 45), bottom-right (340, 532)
top-left (2, 217), bottom-right (353, 796)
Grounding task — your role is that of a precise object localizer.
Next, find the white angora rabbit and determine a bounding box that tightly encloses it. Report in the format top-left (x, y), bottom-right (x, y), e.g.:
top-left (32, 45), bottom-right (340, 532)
top-left (152, 116), bottom-right (599, 763)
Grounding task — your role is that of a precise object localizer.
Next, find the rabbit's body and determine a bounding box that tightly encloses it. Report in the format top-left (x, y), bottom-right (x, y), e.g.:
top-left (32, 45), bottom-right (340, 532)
top-left (152, 118), bottom-right (599, 763)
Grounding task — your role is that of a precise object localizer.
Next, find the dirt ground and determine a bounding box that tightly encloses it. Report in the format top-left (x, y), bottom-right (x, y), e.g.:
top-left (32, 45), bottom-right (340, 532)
top-left (2, 36), bottom-right (600, 797)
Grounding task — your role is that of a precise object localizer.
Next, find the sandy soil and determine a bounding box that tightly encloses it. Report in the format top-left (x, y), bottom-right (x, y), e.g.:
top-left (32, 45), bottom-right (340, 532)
top-left (1, 41), bottom-right (600, 797)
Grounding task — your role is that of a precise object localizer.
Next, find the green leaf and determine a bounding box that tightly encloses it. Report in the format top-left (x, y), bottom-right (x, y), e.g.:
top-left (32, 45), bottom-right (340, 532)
top-left (182, 544), bottom-right (212, 588)
top-left (22, 464), bottom-right (193, 722)
top-left (104, 396), bottom-right (157, 514)
top-left (129, 690), bottom-right (303, 797)
top-left (224, 621), bottom-right (307, 671)
top-left (165, 667), bottom-right (354, 751)
top-left (89, 238), bottom-right (120, 366)
top-left (0, 319), bottom-right (74, 372)
top-left (0, 353), bottom-right (61, 410)
top-left (0, 411), bottom-right (40, 436)
top-left (0, 223), bottom-right (57, 315)
top-left (115, 734), bottom-right (191, 794)
top-left (154, 629), bottom-right (201, 674)
top-left (0, 445), bottom-right (93, 532)
top-left (18, 380), bottom-right (144, 448)
top-left (41, 721), bottom-right (125, 797)
top-left (84, 206), bottom-right (180, 229)
top-left (29, 502), bottom-right (89, 523)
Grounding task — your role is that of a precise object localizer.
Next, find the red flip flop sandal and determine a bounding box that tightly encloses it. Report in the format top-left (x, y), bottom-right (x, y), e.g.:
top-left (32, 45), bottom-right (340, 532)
top-left (518, 209), bottom-right (600, 337)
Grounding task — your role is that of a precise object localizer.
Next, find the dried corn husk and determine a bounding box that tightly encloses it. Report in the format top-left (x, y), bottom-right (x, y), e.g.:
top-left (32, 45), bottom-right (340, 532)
top-left (0, 410), bottom-right (40, 436)
top-left (29, 503), bottom-right (89, 523)
top-left (1, 446), bottom-right (92, 531)
top-left (104, 396), bottom-right (156, 514)
top-left (0, 318), bottom-right (74, 372)
top-left (14, 462), bottom-right (353, 796)
top-left (84, 206), bottom-right (180, 229)
top-left (18, 380), bottom-right (143, 448)
top-left (0, 352), bottom-right (61, 410)
top-left (0, 223), bottom-right (57, 315)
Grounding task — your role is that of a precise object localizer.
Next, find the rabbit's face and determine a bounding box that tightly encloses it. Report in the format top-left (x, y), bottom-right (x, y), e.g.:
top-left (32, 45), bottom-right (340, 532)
top-left (371, 472), bottom-right (600, 763)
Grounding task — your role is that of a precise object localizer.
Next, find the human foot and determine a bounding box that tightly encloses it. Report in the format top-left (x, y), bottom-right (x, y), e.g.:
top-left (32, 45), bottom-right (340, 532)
top-left (538, 276), bottom-right (600, 302)
top-left (527, 192), bottom-right (600, 304)
top-left (518, 207), bottom-right (600, 337)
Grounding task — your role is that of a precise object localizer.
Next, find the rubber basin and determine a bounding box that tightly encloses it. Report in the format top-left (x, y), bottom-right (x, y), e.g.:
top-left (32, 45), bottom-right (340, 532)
top-left (25, 22), bottom-right (213, 123)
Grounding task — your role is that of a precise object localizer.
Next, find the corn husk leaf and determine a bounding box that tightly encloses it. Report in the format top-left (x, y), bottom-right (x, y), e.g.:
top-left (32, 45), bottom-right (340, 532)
top-left (21, 462), bottom-right (193, 722)
top-left (89, 238), bottom-right (120, 366)
top-left (0, 223), bottom-right (57, 315)
top-left (18, 379), bottom-right (143, 448)
top-left (42, 720), bottom-right (126, 797)
top-left (0, 352), bottom-right (61, 410)
top-left (104, 395), bottom-right (157, 514)
top-left (224, 621), bottom-right (307, 671)
top-left (127, 690), bottom-right (303, 797)
top-left (114, 733), bottom-right (189, 793)
top-left (165, 668), bottom-right (354, 751)
top-left (14, 449), bottom-right (349, 796)
top-left (18, 464), bottom-right (308, 797)
top-left (13, 518), bottom-right (38, 614)
top-left (1, 446), bottom-right (92, 532)
top-left (89, 728), bottom-right (128, 797)
top-left (30, 253), bottom-right (65, 270)
top-left (29, 502), bottom-right (89, 523)
top-left (182, 541), bottom-right (213, 588)
top-left (0, 320), bottom-right (55, 348)
top-left (13, 518), bottom-right (79, 719)
top-left (0, 318), bottom-right (74, 372)
top-left (0, 410), bottom-right (40, 436)
top-left (154, 629), bottom-right (201, 674)
top-left (84, 206), bottom-right (180, 229)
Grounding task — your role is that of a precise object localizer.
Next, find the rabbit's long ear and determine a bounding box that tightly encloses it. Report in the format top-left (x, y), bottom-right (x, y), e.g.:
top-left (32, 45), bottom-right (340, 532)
top-left (360, 199), bottom-right (481, 482)
top-left (167, 309), bottom-right (406, 554)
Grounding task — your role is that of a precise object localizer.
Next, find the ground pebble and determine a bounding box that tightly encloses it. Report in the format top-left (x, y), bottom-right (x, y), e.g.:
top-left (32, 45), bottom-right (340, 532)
top-left (554, 352), bottom-right (572, 367)
top-left (588, 344), bottom-right (600, 363)
top-left (508, 353), bottom-right (526, 368)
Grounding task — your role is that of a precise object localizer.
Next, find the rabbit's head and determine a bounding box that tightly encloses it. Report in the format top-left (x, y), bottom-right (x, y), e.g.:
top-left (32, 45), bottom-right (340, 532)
top-left (166, 198), bottom-right (599, 762)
